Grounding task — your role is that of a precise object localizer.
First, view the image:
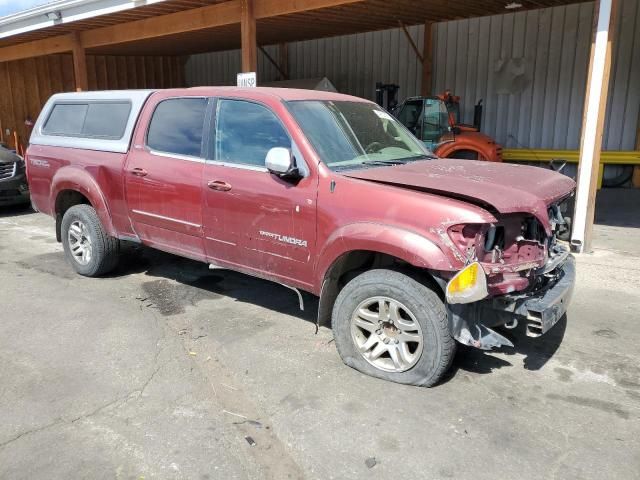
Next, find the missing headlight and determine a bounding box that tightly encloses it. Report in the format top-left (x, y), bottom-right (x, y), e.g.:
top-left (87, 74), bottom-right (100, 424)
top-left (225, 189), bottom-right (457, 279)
top-left (484, 225), bottom-right (504, 252)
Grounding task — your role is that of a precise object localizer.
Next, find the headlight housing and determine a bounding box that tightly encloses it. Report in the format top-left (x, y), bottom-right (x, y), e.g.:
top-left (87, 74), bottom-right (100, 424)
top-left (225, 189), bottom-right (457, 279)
top-left (446, 262), bottom-right (488, 304)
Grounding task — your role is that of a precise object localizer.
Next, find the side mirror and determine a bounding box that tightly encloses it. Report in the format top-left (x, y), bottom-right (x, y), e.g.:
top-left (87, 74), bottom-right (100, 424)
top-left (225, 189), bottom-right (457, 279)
top-left (265, 147), bottom-right (300, 179)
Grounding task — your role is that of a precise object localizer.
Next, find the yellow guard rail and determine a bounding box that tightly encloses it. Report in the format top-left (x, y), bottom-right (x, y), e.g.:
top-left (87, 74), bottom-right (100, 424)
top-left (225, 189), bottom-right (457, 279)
top-left (502, 149), bottom-right (640, 188)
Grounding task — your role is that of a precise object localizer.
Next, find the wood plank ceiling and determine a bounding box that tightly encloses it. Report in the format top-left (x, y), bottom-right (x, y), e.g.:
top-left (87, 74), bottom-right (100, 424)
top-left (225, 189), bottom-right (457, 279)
top-left (1, 0), bottom-right (585, 55)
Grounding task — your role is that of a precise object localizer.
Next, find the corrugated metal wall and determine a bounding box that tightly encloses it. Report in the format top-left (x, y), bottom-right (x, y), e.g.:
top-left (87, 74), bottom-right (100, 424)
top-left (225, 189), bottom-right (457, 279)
top-left (185, 0), bottom-right (640, 151)
top-left (432, 0), bottom-right (640, 151)
top-left (185, 25), bottom-right (424, 103)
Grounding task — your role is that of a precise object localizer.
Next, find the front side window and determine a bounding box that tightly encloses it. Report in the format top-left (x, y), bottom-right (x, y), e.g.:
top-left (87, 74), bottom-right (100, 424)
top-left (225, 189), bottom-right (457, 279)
top-left (215, 99), bottom-right (290, 166)
top-left (147, 98), bottom-right (207, 157)
top-left (287, 100), bottom-right (431, 171)
top-left (43, 102), bottom-right (131, 139)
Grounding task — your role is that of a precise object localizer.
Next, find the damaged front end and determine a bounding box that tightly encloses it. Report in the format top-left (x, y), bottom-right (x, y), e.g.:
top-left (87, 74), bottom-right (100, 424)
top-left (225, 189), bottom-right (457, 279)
top-left (442, 200), bottom-right (575, 350)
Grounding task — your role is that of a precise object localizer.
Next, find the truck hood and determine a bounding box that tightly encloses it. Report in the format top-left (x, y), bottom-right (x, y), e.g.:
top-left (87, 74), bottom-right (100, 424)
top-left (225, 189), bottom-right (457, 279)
top-left (344, 159), bottom-right (576, 232)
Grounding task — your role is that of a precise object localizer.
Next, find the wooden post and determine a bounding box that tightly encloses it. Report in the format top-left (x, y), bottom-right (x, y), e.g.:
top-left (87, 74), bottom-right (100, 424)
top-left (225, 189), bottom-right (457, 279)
top-left (571, 0), bottom-right (617, 253)
top-left (421, 21), bottom-right (433, 96)
top-left (71, 33), bottom-right (88, 91)
top-left (278, 43), bottom-right (289, 80)
top-left (241, 0), bottom-right (257, 73)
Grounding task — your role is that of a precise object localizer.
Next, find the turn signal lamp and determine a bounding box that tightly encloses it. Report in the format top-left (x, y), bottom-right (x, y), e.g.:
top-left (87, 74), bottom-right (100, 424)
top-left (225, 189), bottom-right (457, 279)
top-left (446, 262), bottom-right (489, 304)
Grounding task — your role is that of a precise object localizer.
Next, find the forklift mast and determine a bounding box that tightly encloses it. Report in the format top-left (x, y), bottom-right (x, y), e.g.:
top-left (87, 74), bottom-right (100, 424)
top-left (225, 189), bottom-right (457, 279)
top-left (375, 82), bottom-right (400, 112)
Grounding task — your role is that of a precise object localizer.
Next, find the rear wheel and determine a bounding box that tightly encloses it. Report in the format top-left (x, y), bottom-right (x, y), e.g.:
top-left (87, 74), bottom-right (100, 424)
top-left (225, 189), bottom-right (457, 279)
top-left (61, 204), bottom-right (120, 277)
top-left (332, 269), bottom-right (456, 387)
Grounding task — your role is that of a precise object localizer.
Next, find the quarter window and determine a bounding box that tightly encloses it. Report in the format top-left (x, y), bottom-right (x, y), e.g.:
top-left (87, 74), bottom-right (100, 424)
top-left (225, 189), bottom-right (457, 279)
top-left (147, 98), bottom-right (207, 157)
top-left (215, 99), bottom-right (290, 166)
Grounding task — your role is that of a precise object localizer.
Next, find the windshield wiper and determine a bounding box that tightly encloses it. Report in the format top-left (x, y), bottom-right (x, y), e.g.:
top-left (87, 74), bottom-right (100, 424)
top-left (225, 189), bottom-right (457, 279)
top-left (397, 153), bottom-right (438, 161)
top-left (362, 159), bottom-right (408, 166)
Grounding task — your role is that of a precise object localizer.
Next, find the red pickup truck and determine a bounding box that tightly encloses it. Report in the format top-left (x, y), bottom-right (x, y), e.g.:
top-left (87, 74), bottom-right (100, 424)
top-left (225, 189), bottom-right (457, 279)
top-left (26, 87), bottom-right (576, 386)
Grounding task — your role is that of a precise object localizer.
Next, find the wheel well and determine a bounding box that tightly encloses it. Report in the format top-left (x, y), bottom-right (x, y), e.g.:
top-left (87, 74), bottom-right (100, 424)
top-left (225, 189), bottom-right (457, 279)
top-left (317, 250), bottom-right (443, 327)
top-left (55, 190), bottom-right (91, 242)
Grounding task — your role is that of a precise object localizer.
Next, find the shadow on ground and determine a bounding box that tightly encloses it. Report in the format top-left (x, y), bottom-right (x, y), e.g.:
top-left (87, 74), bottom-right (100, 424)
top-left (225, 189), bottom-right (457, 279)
top-left (111, 246), bottom-right (568, 383)
top-left (594, 188), bottom-right (640, 228)
top-left (112, 246), bottom-right (320, 323)
top-left (448, 316), bottom-right (567, 381)
top-left (0, 204), bottom-right (34, 218)
top-left (14, 241), bottom-right (566, 384)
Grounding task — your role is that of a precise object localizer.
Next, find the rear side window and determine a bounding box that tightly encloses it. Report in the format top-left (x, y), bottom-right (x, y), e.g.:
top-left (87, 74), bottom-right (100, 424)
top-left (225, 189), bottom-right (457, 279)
top-left (43, 102), bottom-right (131, 139)
top-left (43, 104), bottom-right (88, 136)
top-left (83, 103), bottom-right (131, 138)
top-left (147, 98), bottom-right (207, 157)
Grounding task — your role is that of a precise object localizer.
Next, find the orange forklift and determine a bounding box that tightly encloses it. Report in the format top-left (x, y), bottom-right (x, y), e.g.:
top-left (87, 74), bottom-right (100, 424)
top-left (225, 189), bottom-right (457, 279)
top-left (378, 84), bottom-right (502, 162)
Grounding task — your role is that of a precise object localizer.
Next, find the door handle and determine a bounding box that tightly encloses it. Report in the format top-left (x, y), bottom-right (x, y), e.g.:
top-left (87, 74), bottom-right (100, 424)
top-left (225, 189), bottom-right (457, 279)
top-left (207, 180), bottom-right (232, 192)
top-left (130, 167), bottom-right (148, 177)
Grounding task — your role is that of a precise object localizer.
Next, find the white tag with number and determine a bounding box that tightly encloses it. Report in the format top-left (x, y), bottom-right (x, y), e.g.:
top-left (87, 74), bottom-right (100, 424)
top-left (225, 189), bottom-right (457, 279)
top-left (237, 72), bottom-right (257, 88)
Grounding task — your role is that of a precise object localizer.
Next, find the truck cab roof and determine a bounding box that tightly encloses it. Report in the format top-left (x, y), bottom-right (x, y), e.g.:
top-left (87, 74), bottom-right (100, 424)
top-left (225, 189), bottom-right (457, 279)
top-left (29, 87), bottom-right (371, 154)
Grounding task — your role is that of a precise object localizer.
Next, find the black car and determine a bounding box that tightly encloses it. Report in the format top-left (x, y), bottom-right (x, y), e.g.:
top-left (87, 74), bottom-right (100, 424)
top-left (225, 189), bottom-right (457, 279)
top-left (0, 144), bottom-right (30, 206)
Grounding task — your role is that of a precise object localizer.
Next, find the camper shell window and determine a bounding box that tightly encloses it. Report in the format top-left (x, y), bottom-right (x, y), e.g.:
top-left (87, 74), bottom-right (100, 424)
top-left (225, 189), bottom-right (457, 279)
top-left (43, 101), bottom-right (132, 140)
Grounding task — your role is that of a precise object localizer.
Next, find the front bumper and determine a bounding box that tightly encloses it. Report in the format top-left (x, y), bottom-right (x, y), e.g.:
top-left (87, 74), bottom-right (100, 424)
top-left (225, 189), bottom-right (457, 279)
top-left (448, 253), bottom-right (575, 349)
top-left (492, 255), bottom-right (575, 337)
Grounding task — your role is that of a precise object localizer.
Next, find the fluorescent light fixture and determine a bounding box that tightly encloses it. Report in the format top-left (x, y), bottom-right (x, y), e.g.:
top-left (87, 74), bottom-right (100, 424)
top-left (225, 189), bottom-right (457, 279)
top-left (505, 2), bottom-right (523, 8)
top-left (45, 11), bottom-right (62, 21)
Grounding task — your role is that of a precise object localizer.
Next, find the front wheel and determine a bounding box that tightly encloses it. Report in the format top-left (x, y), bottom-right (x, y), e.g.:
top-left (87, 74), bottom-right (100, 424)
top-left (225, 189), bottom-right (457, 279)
top-left (61, 204), bottom-right (120, 277)
top-left (332, 269), bottom-right (456, 387)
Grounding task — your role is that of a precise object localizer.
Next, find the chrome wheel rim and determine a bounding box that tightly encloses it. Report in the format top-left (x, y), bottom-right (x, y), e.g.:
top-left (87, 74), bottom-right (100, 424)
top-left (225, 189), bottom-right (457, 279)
top-left (68, 220), bottom-right (92, 266)
top-left (350, 296), bottom-right (423, 373)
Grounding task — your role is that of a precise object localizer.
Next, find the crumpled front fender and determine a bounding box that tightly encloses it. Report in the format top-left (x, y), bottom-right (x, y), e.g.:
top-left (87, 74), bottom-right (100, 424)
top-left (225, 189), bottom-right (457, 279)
top-left (315, 222), bottom-right (455, 291)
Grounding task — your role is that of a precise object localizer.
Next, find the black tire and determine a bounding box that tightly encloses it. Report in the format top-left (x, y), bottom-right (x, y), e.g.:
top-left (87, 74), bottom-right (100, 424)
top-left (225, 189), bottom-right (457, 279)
top-left (61, 204), bottom-right (120, 277)
top-left (332, 269), bottom-right (456, 387)
top-left (450, 149), bottom-right (481, 160)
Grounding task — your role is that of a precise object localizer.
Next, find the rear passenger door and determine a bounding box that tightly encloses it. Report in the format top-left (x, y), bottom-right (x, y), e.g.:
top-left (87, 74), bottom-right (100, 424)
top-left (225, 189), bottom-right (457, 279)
top-left (125, 96), bottom-right (208, 260)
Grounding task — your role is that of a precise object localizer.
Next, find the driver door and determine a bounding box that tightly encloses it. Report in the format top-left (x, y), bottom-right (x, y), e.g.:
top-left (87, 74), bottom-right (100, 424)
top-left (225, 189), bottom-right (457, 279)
top-left (202, 98), bottom-right (317, 288)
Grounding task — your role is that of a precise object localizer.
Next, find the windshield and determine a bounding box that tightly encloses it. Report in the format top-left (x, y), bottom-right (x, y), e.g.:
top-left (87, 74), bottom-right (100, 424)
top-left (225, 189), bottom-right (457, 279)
top-left (287, 100), bottom-right (434, 171)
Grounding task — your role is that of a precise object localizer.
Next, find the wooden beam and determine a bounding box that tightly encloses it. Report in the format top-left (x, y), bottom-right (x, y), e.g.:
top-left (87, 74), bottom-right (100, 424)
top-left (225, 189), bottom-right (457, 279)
top-left (259, 46), bottom-right (288, 80)
top-left (278, 43), bottom-right (289, 80)
top-left (241, 0), bottom-right (257, 73)
top-left (571, 0), bottom-right (618, 253)
top-left (0, 34), bottom-right (74, 63)
top-left (71, 33), bottom-right (89, 91)
top-left (398, 21), bottom-right (423, 63)
top-left (0, 0), bottom-right (363, 62)
top-left (254, 0), bottom-right (362, 19)
top-left (421, 21), bottom-right (433, 96)
top-left (81, 1), bottom-right (241, 49)
top-left (81, 0), bottom-right (361, 49)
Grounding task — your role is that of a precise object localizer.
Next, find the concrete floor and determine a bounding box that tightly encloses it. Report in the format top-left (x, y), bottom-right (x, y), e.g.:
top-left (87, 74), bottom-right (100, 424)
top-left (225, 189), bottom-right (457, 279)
top-left (1, 201), bottom-right (639, 480)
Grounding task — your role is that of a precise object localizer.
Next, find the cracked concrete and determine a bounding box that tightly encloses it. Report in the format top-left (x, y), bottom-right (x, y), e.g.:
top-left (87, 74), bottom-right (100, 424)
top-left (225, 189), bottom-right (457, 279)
top-left (1, 200), bottom-right (639, 480)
